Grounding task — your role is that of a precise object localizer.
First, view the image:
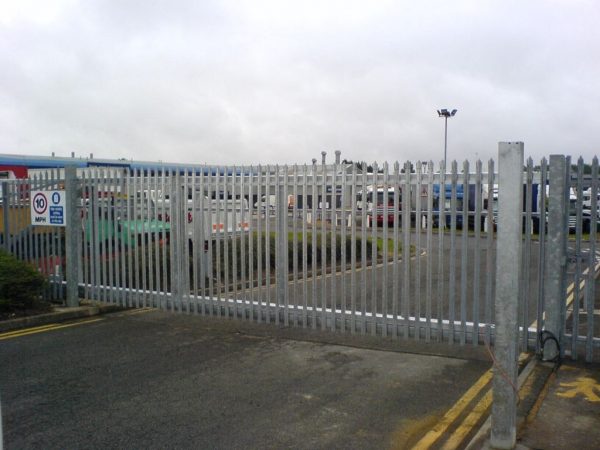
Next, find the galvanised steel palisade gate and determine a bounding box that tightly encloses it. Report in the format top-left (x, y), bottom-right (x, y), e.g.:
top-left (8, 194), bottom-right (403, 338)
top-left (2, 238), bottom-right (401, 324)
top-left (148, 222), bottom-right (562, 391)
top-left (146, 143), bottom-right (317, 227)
top-left (1, 149), bottom-right (598, 363)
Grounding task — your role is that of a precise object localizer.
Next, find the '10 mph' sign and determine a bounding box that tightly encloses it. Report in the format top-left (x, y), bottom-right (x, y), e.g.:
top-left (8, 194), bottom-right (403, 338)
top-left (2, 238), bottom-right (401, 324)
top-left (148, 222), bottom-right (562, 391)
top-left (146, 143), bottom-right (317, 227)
top-left (31, 190), bottom-right (67, 227)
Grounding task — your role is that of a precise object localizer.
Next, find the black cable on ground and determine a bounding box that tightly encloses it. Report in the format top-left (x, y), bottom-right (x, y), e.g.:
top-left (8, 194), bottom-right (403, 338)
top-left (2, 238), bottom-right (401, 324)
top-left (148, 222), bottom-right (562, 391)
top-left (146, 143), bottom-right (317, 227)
top-left (537, 330), bottom-right (562, 371)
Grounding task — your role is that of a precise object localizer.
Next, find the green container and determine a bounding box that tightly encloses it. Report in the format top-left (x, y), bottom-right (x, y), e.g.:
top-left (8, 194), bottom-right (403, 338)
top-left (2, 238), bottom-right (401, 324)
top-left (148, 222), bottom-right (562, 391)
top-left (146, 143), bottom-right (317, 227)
top-left (85, 219), bottom-right (171, 248)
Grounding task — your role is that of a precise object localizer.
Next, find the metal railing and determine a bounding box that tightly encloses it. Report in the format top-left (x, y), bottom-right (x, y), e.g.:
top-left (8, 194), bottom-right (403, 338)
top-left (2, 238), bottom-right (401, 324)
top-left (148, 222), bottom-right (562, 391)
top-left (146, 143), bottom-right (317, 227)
top-left (1, 153), bottom-right (598, 361)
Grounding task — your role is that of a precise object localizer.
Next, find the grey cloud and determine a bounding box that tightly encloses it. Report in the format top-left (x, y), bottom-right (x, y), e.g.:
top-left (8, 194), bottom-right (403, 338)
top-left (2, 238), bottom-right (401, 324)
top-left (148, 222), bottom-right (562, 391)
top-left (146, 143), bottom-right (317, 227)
top-left (1, 1), bottom-right (599, 166)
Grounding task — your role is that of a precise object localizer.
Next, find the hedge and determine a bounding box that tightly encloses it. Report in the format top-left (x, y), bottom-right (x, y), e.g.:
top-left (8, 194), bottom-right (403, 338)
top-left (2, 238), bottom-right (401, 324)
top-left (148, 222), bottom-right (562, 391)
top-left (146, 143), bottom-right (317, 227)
top-left (0, 249), bottom-right (48, 313)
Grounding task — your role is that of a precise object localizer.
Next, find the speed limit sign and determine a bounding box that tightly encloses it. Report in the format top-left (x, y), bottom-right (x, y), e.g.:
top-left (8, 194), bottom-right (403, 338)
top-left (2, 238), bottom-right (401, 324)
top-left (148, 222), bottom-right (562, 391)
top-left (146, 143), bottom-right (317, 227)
top-left (31, 190), bottom-right (66, 226)
top-left (32, 192), bottom-right (48, 215)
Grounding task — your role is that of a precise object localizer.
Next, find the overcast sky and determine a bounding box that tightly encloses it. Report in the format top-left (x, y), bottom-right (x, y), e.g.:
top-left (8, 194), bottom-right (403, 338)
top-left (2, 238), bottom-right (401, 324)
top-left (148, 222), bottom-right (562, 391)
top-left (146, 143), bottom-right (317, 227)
top-left (1, 0), bottom-right (599, 167)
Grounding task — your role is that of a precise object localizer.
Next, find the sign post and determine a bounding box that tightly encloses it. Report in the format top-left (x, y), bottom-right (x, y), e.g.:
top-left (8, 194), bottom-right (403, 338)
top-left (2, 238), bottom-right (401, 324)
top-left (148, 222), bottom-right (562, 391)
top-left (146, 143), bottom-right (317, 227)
top-left (64, 167), bottom-right (80, 307)
top-left (30, 167), bottom-right (80, 307)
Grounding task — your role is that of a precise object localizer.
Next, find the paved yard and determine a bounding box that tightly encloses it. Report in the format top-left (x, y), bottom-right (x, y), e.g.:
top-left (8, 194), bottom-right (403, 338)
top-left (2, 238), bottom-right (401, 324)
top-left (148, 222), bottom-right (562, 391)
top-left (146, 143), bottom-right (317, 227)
top-left (0, 309), bottom-right (489, 450)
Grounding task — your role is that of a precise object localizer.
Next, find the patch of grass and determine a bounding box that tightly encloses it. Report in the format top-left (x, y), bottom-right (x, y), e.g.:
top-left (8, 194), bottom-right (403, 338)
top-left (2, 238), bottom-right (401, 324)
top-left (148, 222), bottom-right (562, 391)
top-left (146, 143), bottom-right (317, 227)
top-left (112, 232), bottom-right (411, 291)
top-left (210, 231), bottom-right (407, 281)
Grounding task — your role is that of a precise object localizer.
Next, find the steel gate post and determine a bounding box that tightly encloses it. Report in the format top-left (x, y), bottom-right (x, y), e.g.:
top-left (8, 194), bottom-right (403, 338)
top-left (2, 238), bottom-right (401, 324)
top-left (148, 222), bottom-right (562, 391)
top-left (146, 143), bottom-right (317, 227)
top-left (170, 175), bottom-right (182, 310)
top-left (544, 155), bottom-right (568, 360)
top-left (65, 166), bottom-right (81, 307)
top-left (1, 181), bottom-right (8, 252)
top-left (276, 173), bottom-right (286, 324)
top-left (491, 142), bottom-right (524, 450)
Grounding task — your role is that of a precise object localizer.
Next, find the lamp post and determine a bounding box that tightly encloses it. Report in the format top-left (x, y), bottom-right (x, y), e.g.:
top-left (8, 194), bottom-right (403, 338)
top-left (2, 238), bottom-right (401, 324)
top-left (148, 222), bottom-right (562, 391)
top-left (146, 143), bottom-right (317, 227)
top-left (437, 108), bottom-right (457, 171)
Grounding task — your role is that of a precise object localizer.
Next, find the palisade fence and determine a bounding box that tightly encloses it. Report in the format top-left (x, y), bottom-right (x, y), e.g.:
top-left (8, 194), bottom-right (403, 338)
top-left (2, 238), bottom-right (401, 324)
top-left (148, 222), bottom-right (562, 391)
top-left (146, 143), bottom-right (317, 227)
top-left (1, 153), bottom-right (598, 362)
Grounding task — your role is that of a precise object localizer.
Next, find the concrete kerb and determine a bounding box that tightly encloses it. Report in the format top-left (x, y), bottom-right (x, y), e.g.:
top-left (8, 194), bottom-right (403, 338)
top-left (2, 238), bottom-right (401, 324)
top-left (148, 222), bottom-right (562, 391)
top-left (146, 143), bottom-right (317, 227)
top-left (220, 317), bottom-right (493, 362)
top-left (0, 301), bottom-right (125, 333)
top-left (0, 302), bottom-right (491, 362)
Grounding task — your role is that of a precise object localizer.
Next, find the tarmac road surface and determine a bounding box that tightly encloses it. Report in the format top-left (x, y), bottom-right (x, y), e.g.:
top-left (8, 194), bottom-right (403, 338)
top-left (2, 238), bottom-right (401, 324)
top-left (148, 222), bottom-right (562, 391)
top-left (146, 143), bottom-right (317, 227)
top-left (0, 309), bottom-right (490, 450)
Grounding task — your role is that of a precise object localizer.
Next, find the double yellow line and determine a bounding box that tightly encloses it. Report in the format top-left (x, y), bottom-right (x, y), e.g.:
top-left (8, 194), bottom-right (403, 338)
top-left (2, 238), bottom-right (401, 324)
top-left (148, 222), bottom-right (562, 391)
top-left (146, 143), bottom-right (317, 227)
top-left (411, 262), bottom-right (600, 449)
top-left (0, 307), bottom-right (156, 342)
top-left (0, 318), bottom-right (104, 341)
top-left (411, 369), bottom-right (493, 449)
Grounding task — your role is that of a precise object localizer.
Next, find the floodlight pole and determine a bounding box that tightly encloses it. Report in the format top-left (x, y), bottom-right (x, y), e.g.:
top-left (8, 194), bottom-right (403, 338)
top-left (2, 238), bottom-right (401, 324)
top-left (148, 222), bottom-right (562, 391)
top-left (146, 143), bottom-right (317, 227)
top-left (443, 115), bottom-right (448, 170)
top-left (437, 108), bottom-right (457, 171)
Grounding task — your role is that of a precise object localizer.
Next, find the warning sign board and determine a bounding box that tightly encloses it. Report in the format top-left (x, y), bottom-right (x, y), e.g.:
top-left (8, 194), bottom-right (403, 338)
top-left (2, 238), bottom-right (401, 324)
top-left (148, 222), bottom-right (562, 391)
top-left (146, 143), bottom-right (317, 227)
top-left (31, 191), bottom-right (67, 227)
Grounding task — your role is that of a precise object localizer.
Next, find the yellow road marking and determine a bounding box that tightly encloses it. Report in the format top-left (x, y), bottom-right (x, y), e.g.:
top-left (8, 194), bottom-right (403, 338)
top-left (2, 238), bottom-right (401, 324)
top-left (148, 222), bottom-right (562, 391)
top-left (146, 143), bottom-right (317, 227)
top-left (557, 376), bottom-right (600, 402)
top-left (414, 262), bottom-right (600, 449)
top-left (516, 363), bottom-right (537, 401)
top-left (529, 262), bottom-right (599, 329)
top-left (0, 318), bottom-right (104, 341)
top-left (437, 262), bottom-right (600, 449)
top-left (0, 323), bottom-right (62, 337)
top-left (123, 308), bottom-right (155, 315)
top-left (440, 390), bottom-right (493, 450)
top-left (524, 369), bottom-right (554, 428)
top-left (390, 415), bottom-right (440, 450)
top-left (411, 369), bottom-right (493, 449)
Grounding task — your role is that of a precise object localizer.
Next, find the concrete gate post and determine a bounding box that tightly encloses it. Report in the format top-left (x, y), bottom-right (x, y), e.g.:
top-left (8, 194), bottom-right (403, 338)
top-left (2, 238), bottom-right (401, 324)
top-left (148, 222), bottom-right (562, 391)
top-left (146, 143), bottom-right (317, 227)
top-left (65, 166), bottom-right (81, 307)
top-left (276, 167), bottom-right (287, 325)
top-left (491, 142), bottom-right (524, 449)
top-left (170, 174), bottom-right (182, 309)
top-left (543, 155), bottom-right (568, 360)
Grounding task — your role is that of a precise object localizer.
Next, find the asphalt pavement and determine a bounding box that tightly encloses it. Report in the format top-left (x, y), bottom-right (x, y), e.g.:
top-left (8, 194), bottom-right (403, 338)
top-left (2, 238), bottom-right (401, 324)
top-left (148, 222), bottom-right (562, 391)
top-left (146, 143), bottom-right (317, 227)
top-left (245, 231), bottom-right (542, 334)
top-left (0, 309), bottom-right (490, 450)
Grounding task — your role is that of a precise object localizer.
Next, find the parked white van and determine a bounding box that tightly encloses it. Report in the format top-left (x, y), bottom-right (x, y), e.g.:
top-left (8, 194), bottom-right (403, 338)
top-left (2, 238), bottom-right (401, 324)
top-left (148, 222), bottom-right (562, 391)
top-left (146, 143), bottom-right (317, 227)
top-left (254, 194), bottom-right (276, 210)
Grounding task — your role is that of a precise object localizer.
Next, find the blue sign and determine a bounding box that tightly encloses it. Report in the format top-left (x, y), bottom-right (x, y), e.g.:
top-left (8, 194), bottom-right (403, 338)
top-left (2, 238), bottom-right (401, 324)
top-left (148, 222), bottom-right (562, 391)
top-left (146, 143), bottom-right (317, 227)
top-left (49, 206), bottom-right (64, 225)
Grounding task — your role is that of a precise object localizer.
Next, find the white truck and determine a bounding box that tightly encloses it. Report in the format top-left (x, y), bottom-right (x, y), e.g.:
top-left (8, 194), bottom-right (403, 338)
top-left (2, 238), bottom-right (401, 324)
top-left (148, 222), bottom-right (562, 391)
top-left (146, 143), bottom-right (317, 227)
top-left (254, 194), bottom-right (277, 210)
top-left (188, 197), bottom-right (250, 237)
top-left (142, 189), bottom-right (250, 237)
top-left (254, 194), bottom-right (296, 210)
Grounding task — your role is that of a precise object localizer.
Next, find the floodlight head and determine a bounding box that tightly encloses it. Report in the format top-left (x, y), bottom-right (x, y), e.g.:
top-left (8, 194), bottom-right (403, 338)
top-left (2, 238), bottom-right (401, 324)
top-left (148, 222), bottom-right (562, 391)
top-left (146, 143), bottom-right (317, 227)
top-left (437, 108), bottom-right (457, 118)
